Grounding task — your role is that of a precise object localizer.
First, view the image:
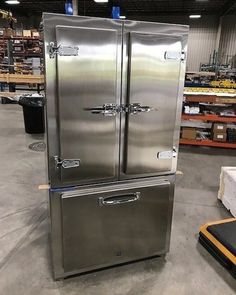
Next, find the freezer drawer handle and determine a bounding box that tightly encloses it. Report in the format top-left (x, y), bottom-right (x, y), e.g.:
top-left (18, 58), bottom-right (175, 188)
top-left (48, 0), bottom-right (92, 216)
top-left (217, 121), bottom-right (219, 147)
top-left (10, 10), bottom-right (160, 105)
top-left (84, 103), bottom-right (120, 117)
top-left (99, 192), bottom-right (140, 206)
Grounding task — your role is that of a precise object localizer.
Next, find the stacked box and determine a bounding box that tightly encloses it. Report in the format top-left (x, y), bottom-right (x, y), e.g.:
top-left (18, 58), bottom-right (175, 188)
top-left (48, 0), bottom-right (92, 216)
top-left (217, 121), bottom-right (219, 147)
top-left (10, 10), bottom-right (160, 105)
top-left (15, 29), bottom-right (23, 37)
top-left (182, 127), bottom-right (196, 140)
top-left (32, 57), bottom-right (41, 75)
top-left (3, 28), bottom-right (14, 38)
top-left (23, 30), bottom-right (31, 37)
top-left (212, 123), bottom-right (227, 142)
top-left (227, 128), bottom-right (236, 142)
top-left (32, 31), bottom-right (40, 38)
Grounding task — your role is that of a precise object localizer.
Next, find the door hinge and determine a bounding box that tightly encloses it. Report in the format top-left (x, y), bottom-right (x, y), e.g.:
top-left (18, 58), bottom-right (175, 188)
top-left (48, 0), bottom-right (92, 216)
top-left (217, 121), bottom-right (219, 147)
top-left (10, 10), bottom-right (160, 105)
top-left (164, 50), bottom-right (186, 61)
top-left (54, 156), bottom-right (80, 169)
top-left (49, 42), bottom-right (79, 59)
top-left (181, 51), bottom-right (186, 61)
top-left (157, 147), bottom-right (177, 159)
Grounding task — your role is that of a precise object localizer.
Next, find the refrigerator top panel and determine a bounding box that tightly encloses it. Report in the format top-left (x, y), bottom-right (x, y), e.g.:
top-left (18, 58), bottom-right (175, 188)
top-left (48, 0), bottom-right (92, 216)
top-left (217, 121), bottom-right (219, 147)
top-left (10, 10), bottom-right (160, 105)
top-left (43, 13), bottom-right (188, 188)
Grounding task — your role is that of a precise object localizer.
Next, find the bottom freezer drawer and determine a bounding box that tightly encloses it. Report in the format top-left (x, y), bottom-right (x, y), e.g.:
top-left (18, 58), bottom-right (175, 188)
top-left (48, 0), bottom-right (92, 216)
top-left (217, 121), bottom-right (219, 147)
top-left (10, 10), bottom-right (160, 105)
top-left (61, 180), bottom-right (173, 273)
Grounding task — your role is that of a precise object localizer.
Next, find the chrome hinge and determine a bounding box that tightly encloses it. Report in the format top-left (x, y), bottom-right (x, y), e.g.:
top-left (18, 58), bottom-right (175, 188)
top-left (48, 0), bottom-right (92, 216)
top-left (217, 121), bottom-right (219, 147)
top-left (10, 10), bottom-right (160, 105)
top-left (157, 147), bottom-right (177, 159)
top-left (164, 50), bottom-right (186, 61)
top-left (54, 156), bottom-right (80, 169)
top-left (49, 42), bottom-right (79, 59)
top-left (181, 51), bottom-right (186, 61)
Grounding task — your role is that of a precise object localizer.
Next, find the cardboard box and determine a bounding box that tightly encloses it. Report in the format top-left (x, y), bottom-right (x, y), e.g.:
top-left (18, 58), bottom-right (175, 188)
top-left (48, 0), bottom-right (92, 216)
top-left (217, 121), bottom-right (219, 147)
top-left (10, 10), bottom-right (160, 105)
top-left (213, 123), bottom-right (227, 133)
top-left (23, 30), bottom-right (31, 37)
top-left (15, 29), bottom-right (23, 37)
top-left (3, 28), bottom-right (14, 37)
top-left (182, 127), bottom-right (196, 140)
top-left (213, 132), bottom-right (227, 142)
top-left (32, 31), bottom-right (40, 38)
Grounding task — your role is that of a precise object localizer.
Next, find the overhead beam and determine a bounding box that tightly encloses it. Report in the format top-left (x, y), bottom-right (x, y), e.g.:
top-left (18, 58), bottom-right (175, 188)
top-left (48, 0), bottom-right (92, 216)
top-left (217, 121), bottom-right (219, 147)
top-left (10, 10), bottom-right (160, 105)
top-left (81, 10), bottom-right (222, 17)
top-left (219, 0), bottom-right (236, 16)
top-left (73, 0), bottom-right (78, 15)
top-left (215, 17), bottom-right (222, 52)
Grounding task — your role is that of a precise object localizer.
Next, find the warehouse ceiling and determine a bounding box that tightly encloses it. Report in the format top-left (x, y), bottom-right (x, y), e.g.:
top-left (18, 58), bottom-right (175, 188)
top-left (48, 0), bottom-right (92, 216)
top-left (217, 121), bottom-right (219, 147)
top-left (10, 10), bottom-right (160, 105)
top-left (1, 0), bottom-right (236, 17)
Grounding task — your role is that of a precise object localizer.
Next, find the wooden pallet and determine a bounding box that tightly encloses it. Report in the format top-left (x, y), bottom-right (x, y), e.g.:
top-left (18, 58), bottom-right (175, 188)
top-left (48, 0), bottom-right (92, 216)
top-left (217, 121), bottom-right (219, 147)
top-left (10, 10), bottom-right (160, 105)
top-left (0, 73), bottom-right (44, 84)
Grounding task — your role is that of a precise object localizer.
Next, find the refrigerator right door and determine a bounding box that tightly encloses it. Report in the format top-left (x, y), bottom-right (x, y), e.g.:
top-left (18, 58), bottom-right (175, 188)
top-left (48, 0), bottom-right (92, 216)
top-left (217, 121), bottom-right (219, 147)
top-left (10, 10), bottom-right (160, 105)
top-left (122, 28), bottom-right (185, 178)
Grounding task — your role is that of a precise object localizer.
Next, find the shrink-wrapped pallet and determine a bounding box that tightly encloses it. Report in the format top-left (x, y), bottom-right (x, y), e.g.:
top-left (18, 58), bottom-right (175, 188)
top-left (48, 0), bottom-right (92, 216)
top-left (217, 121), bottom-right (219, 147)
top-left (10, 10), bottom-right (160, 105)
top-left (218, 167), bottom-right (236, 217)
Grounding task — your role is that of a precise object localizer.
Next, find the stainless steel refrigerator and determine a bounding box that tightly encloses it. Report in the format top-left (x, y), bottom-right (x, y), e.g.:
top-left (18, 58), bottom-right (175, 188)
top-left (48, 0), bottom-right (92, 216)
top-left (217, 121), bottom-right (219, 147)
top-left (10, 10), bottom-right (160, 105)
top-left (43, 13), bottom-right (188, 279)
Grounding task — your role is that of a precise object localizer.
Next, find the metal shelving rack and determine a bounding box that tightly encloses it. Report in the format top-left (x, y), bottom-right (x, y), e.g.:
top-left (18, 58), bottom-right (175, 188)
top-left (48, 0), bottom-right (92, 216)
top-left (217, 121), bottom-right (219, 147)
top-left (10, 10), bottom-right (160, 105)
top-left (181, 87), bottom-right (236, 149)
top-left (180, 139), bottom-right (236, 149)
top-left (182, 114), bottom-right (236, 123)
top-left (0, 36), bottom-right (44, 95)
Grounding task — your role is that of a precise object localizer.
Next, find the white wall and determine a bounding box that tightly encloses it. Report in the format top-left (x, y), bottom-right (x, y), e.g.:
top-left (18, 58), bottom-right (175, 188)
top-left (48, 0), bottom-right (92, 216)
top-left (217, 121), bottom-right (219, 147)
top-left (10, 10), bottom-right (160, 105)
top-left (186, 18), bottom-right (218, 71)
top-left (219, 15), bottom-right (236, 65)
top-left (0, 12), bottom-right (235, 71)
top-left (130, 14), bottom-right (235, 71)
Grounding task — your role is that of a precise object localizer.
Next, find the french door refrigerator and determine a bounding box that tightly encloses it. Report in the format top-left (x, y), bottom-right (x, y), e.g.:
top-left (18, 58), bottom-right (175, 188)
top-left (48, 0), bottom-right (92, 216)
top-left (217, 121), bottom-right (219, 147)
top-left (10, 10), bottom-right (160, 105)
top-left (43, 13), bottom-right (188, 279)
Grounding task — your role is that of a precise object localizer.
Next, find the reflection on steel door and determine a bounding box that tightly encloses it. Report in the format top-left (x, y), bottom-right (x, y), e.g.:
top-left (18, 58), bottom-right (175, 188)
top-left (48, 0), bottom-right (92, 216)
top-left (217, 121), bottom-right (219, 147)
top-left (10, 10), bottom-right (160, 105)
top-left (61, 180), bottom-right (172, 272)
top-left (56, 25), bottom-right (120, 184)
top-left (124, 32), bottom-right (182, 176)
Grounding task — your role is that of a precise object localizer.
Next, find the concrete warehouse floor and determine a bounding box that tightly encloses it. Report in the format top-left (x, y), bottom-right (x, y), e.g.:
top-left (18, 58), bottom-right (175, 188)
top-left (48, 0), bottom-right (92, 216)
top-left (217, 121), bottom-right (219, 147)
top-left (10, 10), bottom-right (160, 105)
top-left (0, 104), bottom-right (236, 295)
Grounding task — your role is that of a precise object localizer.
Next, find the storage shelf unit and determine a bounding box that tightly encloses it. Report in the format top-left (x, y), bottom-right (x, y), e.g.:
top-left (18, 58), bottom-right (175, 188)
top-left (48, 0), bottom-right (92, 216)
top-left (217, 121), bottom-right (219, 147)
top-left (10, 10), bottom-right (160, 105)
top-left (0, 73), bottom-right (44, 84)
top-left (180, 139), bottom-right (236, 149)
top-left (0, 35), bottom-right (43, 95)
top-left (182, 114), bottom-right (236, 123)
top-left (0, 36), bottom-right (43, 65)
top-left (1, 37), bottom-right (41, 41)
top-left (181, 88), bottom-right (236, 149)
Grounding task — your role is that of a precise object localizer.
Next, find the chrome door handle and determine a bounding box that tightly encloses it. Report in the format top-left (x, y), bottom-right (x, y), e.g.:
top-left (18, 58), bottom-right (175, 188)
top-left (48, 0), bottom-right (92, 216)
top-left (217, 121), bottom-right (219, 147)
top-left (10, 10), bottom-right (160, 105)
top-left (128, 103), bottom-right (156, 115)
top-left (99, 192), bottom-right (140, 206)
top-left (84, 103), bottom-right (120, 117)
top-left (84, 103), bottom-right (155, 116)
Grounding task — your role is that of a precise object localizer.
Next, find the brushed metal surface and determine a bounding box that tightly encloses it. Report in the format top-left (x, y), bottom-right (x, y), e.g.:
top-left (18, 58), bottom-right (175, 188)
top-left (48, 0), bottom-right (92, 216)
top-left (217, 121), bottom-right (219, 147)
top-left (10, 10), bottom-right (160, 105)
top-left (43, 14), bottom-right (122, 187)
top-left (43, 13), bottom-right (188, 279)
top-left (120, 21), bottom-right (189, 179)
top-left (61, 179), bottom-right (173, 273)
top-left (124, 32), bottom-right (182, 175)
top-left (44, 14), bottom-right (188, 187)
top-left (44, 14), bottom-right (188, 186)
top-left (56, 25), bottom-right (120, 184)
top-left (49, 174), bottom-right (175, 279)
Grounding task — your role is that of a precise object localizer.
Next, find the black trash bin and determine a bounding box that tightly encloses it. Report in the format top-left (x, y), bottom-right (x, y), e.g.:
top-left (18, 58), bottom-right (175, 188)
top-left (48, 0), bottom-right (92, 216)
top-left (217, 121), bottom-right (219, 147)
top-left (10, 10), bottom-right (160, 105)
top-left (19, 95), bottom-right (45, 134)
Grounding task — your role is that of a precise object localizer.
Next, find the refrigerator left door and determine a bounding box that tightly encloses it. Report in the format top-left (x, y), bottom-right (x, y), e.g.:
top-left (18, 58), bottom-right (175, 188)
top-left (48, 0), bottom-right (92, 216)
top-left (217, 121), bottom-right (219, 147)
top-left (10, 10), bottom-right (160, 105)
top-left (44, 15), bottom-right (122, 187)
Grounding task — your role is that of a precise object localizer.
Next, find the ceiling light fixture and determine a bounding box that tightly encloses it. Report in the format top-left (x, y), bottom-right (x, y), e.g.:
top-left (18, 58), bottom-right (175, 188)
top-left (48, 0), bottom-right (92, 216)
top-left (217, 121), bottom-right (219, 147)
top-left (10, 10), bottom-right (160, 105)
top-left (189, 14), bottom-right (201, 19)
top-left (119, 16), bottom-right (126, 19)
top-left (5, 0), bottom-right (20, 4)
top-left (94, 0), bottom-right (108, 3)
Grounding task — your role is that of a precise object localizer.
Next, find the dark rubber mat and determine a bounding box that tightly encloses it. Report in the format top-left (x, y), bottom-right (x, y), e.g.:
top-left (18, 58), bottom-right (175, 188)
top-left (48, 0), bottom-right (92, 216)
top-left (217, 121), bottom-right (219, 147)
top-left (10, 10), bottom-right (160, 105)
top-left (207, 220), bottom-right (236, 256)
top-left (199, 233), bottom-right (236, 279)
